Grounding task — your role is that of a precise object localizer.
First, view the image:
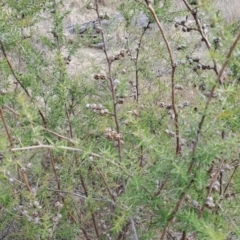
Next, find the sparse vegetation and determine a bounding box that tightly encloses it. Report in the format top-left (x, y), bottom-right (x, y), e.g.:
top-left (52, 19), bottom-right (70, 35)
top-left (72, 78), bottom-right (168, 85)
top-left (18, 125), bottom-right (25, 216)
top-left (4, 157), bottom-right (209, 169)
top-left (0, 0), bottom-right (240, 239)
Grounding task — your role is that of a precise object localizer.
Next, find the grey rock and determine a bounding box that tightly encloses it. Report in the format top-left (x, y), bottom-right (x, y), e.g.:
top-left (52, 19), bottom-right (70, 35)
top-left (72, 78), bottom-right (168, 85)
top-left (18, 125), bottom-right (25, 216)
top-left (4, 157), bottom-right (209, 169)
top-left (89, 42), bottom-right (106, 50)
top-left (132, 12), bottom-right (149, 28)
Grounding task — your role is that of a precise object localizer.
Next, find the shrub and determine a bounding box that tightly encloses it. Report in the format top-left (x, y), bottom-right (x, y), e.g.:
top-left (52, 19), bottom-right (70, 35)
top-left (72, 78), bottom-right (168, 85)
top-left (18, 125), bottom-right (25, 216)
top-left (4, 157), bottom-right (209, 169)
top-left (0, 0), bottom-right (239, 239)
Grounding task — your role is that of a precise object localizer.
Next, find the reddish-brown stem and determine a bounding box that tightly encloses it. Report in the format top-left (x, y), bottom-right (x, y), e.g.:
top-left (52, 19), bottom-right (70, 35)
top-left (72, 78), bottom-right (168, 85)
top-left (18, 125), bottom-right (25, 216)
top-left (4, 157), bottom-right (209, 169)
top-left (0, 41), bottom-right (47, 126)
top-left (18, 164), bottom-right (32, 192)
top-left (97, 168), bottom-right (116, 202)
top-left (95, 2), bottom-right (138, 239)
top-left (65, 104), bottom-right (73, 139)
top-left (0, 107), bottom-right (22, 184)
top-left (132, 23), bottom-right (150, 102)
top-left (48, 150), bottom-right (63, 202)
top-left (181, 0), bottom-right (220, 76)
top-left (154, 177), bottom-right (168, 197)
top-left (3, 105), bottom-right (20, 117)
top-left (80, 174), bottom-right (100, 239)
top-left (21, 171), bottom-right (32, 192)
top-left (224, 164), bottom-right (239, 195)
top-left (160, 32), bottom-right (240, 239)
top-left (146, 3), bottom-right (180, 155)
top-left (160, 178), bottom-right (194, 240)
top-left (80, 227), bottom-right (92, 240)
top-left (0, 108), bottom-right (14, 148)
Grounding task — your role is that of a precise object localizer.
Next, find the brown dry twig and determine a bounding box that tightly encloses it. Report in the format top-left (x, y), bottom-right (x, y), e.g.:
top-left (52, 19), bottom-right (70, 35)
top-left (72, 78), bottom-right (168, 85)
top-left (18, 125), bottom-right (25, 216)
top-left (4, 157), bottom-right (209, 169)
top-left (160, 32), bottom-right (240, 240)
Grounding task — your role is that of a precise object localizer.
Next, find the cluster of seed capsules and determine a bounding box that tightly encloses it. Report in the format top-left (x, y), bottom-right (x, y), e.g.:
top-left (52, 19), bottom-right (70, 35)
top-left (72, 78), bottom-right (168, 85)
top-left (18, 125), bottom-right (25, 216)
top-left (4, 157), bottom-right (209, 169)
top-left (108, 49), bottom-right (126, 62)
top-left (186, 55), bottom-right (213, 72)
top-left (86, 103), bottom-right (109, 116)
top-left (104, 127), bottom-right (122, 142)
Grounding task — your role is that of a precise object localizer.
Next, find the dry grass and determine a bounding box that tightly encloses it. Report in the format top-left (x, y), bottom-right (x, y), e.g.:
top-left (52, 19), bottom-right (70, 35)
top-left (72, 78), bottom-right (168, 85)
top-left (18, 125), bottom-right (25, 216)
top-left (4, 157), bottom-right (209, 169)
top-left (172, 0), bottom-right (240, 22)
top-left (213, 0), bottom-right (240, 22)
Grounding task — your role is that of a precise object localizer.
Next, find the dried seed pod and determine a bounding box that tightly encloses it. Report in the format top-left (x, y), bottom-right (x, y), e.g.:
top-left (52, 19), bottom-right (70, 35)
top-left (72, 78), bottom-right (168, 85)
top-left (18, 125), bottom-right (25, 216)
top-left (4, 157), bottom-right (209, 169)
top-left (91, 103), bottom-right (97, 109)
top-left (100, 74), bottom-right (106, 80)
top-left (115, 133), bottom-right (122, 140)
top-left (180, 19), bottom-right (186, 25)
top-left (193, 57), bottom-right (200, 62)
top-left (99, 109), bottom-right (105, 116)
top-left (202, 65), bottom-right (207, 70)
top-left (205, 198), bottom-right (215, 209)
top-left (52, 217), bottom-right (59, 223)
top-left (105, 132), bottom-right (112, 139)
top-left (109, 56), bottom-right (115, 62)
top-left (197, 63), bottom-right (202, 69)
top-left (212, 185), bottom-right (219, 192)
top-left (174, 84), bottom-right (183, 90)
top-left (121, 68), bottom-right (127, 74)
top-left (112, 131), bottom-right (117, 138)
top-left (185, 195), bottom-right (191, 201)
top-left (182, 26), bottom-right (188, 32)
top-left (9, 177), bottom-right (14, 183)
top-left (114, 54), bottom-right (121, 60)
top-left (86, 3), bottom-right (93, 9)
top-left (114, 79), bottom-right (120, 85)
top-left (178, 104), bottom-right (184, 109)
top-left (165, 104), bottom-right (172, 110)
top-left (105, 127), bottom-right (112, 132)
top-left (94, 74), bottom-right (100, 80)
top-left (55, 201), bottom-right (63, 208)
top-left (132, 109), bottom-right (139, 116)
top-left (117, 98), bottom-right (124, 104)
top-left (89, 156), bottom-right (94, 162)
top-left (189, 58), bottom-right (193, 64)
top-left (96, 104), bottom-right (103, 110)
top-left (180, 138), bottom-right (186, 146)
top-left (192, 200), bottom-right (199, 208)
top-left (174, 23), bottom-right (179, 28)
top-left (193, 66), bottom-right (198, 72)
top-left (165, 129), bottom-right (175, 137)
top-left (34, 201), bottom-right (40, 207)
top-left (206, 196), bottom-right (213, 202)
top-left (120, 49), bottom-right (126, 57)
top-left (122, 119), bottom-right (129, 125)
top-left (26, 163), bottom-right (32, 169)
top-left (159, 102), bottom-right (165, 108)
top-left (95, 26), bottom-right (102, 33)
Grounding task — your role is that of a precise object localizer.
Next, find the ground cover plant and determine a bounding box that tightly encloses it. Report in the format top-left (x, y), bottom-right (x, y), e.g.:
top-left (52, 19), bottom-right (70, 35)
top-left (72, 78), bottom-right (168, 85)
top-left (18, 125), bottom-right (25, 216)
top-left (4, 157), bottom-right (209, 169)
top-left (0, 0), bottom-right (240, 239)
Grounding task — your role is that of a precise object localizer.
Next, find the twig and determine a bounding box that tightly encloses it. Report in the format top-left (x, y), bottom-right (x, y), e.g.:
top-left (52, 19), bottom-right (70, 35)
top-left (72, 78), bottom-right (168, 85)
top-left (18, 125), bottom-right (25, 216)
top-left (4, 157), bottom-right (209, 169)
top-left (3, 105), bottom-right (20, 117)
top-left (48, 149), bottom-right (62, 199)
top-left (0, 108), bottom-right (14, 148)
top-left (80, 174), bottom-right (100, 239)
top-left (0, 40), bottom-right (47, 126)
top-left (43, 128), bottom-right (76, 144)
top-left (95, 1), bottom-right (138, 238)
top-left (160, 32), bottom-right (240, 239)
top-left (181, 0), bottom-right (220, 77)
top-left (11, 144), bottom-right (82, 152)
top-left (97, 168), bottom-right (116, 202)
top-left (198, 158), bottom-right (224, 218)
top-left (145, 2), bottom-right (180, 155)
top-left (223, 164), bottom-right (239, 195)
